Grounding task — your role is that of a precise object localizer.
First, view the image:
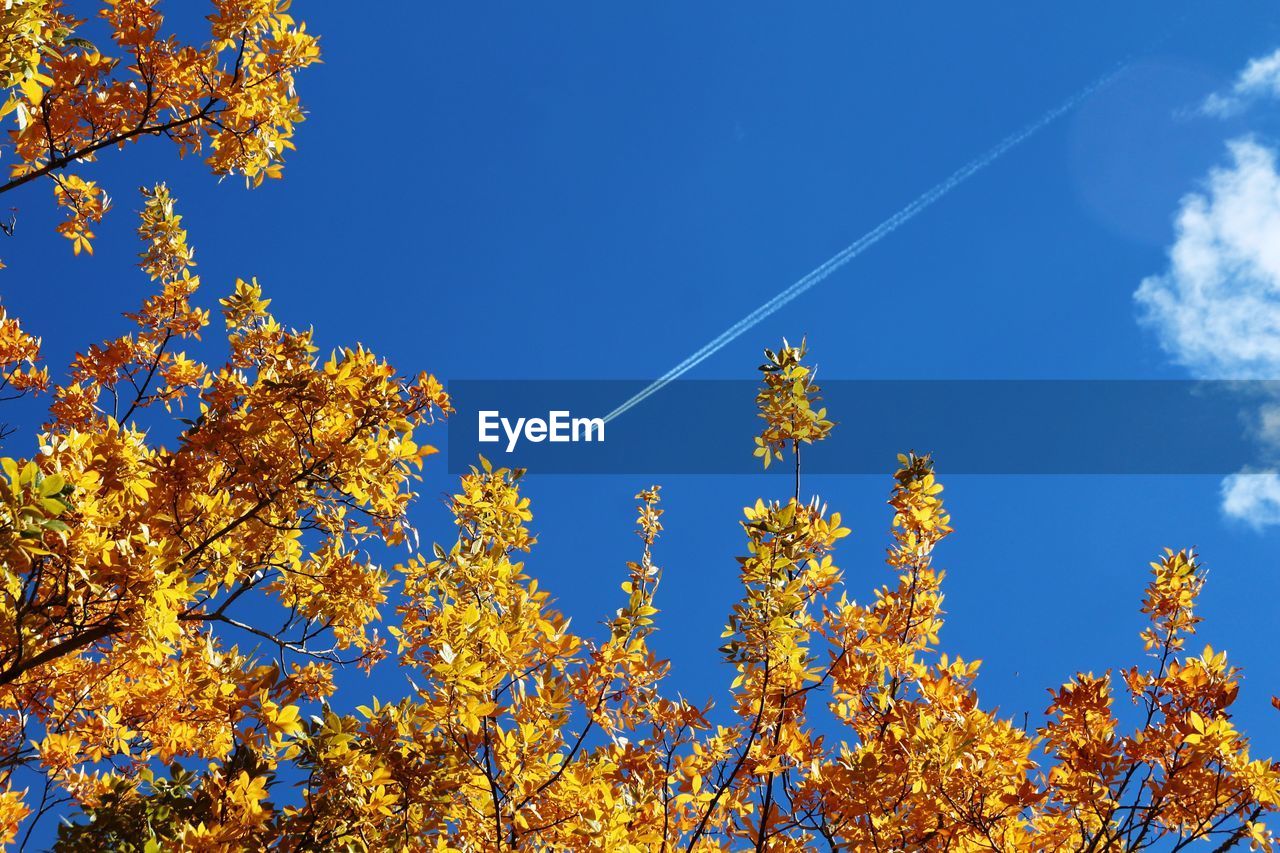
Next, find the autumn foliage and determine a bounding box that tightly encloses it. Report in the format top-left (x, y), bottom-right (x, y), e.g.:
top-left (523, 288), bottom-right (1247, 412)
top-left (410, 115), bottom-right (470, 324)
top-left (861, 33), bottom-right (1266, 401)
top-left (0, 3), bottom-right (1279, 851)
top-left (0, 0), bottom-right (318, 262)
top-left (0, 214), bottom-right (1275, 850)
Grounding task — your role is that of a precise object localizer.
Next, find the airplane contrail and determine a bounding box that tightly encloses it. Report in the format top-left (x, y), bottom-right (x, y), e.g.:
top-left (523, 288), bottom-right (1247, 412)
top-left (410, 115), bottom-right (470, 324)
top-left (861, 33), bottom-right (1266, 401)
top-left (603, 64), bottom-right (1128, 424)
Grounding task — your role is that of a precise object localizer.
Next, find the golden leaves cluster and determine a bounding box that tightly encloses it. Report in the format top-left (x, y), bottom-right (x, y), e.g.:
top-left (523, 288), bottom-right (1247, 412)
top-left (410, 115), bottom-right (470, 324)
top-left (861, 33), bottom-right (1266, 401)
top-left (1, 261), bottom-right (1277, 853)
top-left (0, 0), bottom-right (320, 259)
top-left (0, 301), bottom-right (46, 394)
top-left (0, 1), bottom-right (56, 92)
top-left (235, 342), bottom-right (1277, 852)
top-left (753, 336), bottom-right (833, 469)
top-left (0, 183), bottom-right (449, 847)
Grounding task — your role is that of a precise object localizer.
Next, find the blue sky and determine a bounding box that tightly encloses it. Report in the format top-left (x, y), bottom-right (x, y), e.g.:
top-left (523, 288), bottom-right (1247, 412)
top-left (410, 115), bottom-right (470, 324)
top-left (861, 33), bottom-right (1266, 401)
top-left (4, 0), bottom-right (1280, 830)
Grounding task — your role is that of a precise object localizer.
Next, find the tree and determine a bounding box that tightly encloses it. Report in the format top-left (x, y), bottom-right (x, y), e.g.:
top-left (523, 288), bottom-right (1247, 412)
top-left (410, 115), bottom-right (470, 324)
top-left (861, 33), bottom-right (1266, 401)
top-left (0, 6), bottom-right (1276, 848)
top-left (0, 0), bottom-right (319, 262)
top-left (0, 182), bottom-right (449, 847)
top-left (3, 270), bottom-right (1275, 847)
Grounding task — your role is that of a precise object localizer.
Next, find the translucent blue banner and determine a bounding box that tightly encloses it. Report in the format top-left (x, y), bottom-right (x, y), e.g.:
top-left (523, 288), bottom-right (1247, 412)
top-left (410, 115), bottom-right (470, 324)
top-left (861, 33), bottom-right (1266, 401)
top-left (445, 380), bottom-right (1279, 475)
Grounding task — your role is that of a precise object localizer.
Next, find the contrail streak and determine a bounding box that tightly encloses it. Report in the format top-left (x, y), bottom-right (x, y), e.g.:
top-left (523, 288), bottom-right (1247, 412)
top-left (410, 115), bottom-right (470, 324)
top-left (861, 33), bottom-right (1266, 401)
top-left (603, 64), bottom-right (1127, 424)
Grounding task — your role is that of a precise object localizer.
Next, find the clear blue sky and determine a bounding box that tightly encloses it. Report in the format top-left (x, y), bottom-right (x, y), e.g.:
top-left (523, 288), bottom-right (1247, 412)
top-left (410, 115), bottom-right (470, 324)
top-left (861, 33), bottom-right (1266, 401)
top-left (3, 0), bottom-right (1279, 818)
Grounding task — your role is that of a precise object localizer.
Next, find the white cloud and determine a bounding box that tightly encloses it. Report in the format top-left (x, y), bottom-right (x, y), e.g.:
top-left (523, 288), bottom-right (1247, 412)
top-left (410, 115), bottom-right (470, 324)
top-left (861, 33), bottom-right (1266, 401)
top-left (1136, 138), bottom-right (1280, 529)
top-left (1202, 48), bottom-right (1280, 116)
top-left (1135, 138), bottom-right (1280, 378)
top-left (1221, 471), bottom-right (1280, 529)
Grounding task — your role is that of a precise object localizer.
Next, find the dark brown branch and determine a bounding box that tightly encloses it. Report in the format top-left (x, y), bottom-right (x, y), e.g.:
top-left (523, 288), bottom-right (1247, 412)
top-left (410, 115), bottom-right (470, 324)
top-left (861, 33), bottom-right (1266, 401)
top-left (0, 100), bottom-right (222, 198)
top-left (0, 621), bottom-right (115, 687)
